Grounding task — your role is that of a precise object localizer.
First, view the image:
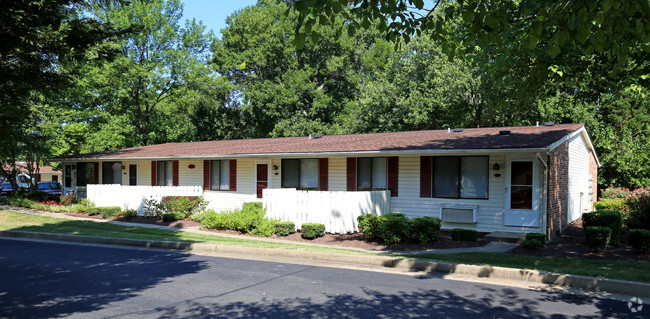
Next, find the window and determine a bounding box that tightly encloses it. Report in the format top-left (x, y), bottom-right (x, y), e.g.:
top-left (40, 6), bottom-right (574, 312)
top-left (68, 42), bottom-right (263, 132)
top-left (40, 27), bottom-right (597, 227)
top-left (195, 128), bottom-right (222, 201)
top-left (281, 159), bottom-right (318, 190)
top-left (52, 175), bottom-right (58, 183)
top-left (431, 156), bottom-right (488, 199)
top-left (102, 162), bottom-right (122, 184)
top-left (156, 161), bottom-right (173, 186)
top-left (210, 160), bottom-right (230, 191)
top-left (77, 162), bottom-right (95, 186)
top-left (510, 161), bottom-right (533, 209)
top-left (129, 164), bottom-right (137, 186)
top-left (357, 157), bottom-right (387, 191)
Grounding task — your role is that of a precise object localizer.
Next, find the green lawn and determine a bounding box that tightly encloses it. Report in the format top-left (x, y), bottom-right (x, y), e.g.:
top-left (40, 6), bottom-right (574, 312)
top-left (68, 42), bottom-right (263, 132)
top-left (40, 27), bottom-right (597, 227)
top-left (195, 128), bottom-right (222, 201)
top-left (0, 210), bottom-right (367, 254)
top-left (399, 252), bottom-right (650, 283)
top-left (2, 210), bottom-right (649, 283)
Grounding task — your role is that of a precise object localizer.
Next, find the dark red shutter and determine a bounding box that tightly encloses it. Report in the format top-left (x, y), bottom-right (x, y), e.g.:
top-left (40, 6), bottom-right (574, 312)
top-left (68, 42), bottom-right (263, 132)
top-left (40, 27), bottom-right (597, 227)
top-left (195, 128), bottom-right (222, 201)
top-left (151, 161), bottom-right (157, 186)
top-left (319, 158), bottom-right (328, 191)
top-left (387, 156), bottom-right (399, 197)
top-left (36, 174), bottom-right (41, 182)
top-left (172, 160), bottom-right (179, 186)
top-left (203, 160), bottom-right (210, 190)
top-left (229, 159), bottom-right (237, 191)
top-left (346, 157), bottom-right (356, 191)
top-left (93, 162), bottom-right (99, 184)
top-left (420, 156), bottom-right (432, 197)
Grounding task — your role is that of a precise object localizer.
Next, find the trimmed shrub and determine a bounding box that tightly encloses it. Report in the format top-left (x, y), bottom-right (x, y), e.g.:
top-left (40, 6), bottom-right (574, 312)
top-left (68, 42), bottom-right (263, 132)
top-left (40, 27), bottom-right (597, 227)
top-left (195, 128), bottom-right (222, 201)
top-left (276, 222), bottom-right (296, 236)
top-left (380, 213), bottom-right (411, 245)
top-left (301, 223), bottom-right (325, 239)
top-left (199, 203), bottom-right (270, 235)
top-left (522, 239), bottom-right (543, 250)
top-left (451, 228), bottom-right (479, 242)
top-left (242, 202), bottom-right (263, 212)
top-left (162, 212), bottom-right (185, 222)
top-left (60, 195), bottom-right (75, 206)
top-left (594, 198), bottom-right (629, 215)
top-left (0, 196), bottom-right (8, 205)
top-left (628, 229), bottom-right (650, 254)
top-left (584, 226), bottom-right (612, 250)
top-left (411, 216), bottom-right (441, 244)
top-left (626, 194), bottom-right (650, 230)
top-left (582, 211), bottom-right (623, 241)
top-left (357, 214), bottom-right (385, 242)
top-left (87, 207), bottom-right (101, 216)
top-left (526, 233), bottom-right (546, 243)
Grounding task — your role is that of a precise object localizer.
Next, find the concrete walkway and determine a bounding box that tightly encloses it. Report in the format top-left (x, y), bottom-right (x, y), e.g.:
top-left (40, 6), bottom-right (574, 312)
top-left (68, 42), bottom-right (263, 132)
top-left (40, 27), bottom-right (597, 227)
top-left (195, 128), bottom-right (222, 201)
top-left (1, 204), bottom-right (518, 254)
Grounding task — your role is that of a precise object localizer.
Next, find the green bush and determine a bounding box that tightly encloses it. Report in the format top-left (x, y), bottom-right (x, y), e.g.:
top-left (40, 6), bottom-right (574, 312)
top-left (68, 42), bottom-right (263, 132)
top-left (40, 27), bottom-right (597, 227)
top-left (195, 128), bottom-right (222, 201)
top-left (584, 226), bottom-right (612, 250)
top-left (87, 206), bottom-right (121, 218)
top-left (161, 196), bottom-right (206, 218)
top-left (357, 214), bottom-right (385, 242)
top-left (410, 216), bottom-right (441, 244)
top-left (275, 222), bottom-right (296, 236)
top-left (380, 213), bottom-right (411, 245)
top-left (200, 203), bottom-right (268, 233)
top-left (582, 211), bottom-right (623, 241)
top-left (250, 219), bottom-right (279, 237)
top-left (628, 229), bottom-right (650, 254)
top-left (301, 223), bottom-right (325, 239)
top-left (451, 228), bottom-right (479, 242)
top-left (162, 212), bottom-right (185, 222)
top-left (0, 197), bottom-right (8, 205)
top-left (526, 233), bottom-right (546, 243)
top-left (522, 239), bottom-right (543, 250)
top-left (120, 208), bottom-right (138, 218)
top-left (60, 195), bottom-right (75, 206)
top-left (74, 198), bottom-right (94, 207)
top-left (626, 194), bottom-right (650, 230)
top-left (594, 198), bottom-right (629, 215)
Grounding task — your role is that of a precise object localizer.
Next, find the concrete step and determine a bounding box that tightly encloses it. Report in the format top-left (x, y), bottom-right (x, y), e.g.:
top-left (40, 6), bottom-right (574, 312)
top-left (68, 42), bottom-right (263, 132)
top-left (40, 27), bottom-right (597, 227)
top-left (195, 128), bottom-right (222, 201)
top-left (484, 231), bottom-right (526, 244)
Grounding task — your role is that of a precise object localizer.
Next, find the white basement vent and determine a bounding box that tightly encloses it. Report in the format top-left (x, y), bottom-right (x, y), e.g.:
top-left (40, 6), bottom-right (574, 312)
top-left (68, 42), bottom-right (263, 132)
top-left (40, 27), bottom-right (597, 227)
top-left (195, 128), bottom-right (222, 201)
top-left (440, 205), bottom-right (478, 223)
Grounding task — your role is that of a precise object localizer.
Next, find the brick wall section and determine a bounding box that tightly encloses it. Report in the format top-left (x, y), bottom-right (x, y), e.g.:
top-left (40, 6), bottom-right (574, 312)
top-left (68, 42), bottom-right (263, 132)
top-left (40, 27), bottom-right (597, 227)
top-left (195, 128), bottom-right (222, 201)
top-left (547, 141), bottom-right (569, 238)
top-left (588, 150), bottom-right (599, 209)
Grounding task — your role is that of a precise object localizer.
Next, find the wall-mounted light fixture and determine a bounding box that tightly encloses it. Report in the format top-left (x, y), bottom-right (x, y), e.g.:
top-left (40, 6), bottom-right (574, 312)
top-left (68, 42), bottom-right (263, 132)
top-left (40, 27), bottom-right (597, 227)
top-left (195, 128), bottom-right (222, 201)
top-left (272, 165), bottom-right (279, 171)
top-left (493, 163), bottom-right (500, 171)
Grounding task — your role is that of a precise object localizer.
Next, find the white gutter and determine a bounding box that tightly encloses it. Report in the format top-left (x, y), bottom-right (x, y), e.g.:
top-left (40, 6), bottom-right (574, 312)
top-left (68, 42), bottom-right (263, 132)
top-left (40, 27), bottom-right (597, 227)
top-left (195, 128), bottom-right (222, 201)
top-left (53, 147), bottom-right (549, 161)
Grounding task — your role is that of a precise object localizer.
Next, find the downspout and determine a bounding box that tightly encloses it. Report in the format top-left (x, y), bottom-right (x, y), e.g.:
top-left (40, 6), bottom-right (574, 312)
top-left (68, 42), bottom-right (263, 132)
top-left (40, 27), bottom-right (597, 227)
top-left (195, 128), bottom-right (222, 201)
top-left (536, 152), bottom-right (548, 236)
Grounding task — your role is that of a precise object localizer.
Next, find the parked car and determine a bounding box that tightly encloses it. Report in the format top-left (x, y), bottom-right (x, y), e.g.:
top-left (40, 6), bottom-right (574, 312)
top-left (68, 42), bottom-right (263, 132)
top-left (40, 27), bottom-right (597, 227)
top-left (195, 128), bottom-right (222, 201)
top-left (36, 182), bottom-right (62, 200)
top-left (1, 182), bottom-right (16, 197)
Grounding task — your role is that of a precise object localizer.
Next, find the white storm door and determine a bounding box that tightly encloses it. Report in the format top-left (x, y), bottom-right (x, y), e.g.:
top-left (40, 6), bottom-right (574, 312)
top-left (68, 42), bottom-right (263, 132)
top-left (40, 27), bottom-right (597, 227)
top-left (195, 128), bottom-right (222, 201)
top-left (504, 159), bottom-right (540, 227)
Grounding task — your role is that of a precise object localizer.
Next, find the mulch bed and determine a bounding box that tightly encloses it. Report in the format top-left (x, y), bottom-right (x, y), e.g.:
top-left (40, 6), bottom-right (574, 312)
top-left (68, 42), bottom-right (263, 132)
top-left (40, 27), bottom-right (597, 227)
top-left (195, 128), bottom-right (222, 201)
top-left (510, 218), bottom-right (650, 261)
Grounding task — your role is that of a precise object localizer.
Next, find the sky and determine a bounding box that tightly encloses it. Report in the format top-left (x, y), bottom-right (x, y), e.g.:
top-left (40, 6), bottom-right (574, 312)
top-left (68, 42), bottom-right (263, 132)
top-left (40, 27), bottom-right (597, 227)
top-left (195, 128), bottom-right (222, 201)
top-left (181, 0), bottom-right (258, 38)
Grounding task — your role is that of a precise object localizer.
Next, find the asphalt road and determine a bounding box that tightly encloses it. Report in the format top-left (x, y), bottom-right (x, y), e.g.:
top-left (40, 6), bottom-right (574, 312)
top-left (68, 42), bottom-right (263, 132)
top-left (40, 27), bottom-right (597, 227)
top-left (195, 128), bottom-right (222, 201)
top-left (0, 238), bottom-right (646, 318)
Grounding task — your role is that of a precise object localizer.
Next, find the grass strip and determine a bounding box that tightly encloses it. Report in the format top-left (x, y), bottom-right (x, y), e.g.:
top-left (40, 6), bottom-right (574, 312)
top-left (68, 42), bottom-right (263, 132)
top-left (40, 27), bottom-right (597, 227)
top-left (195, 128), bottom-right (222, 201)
top-left (397, 252), bottom-right (650, 283)
top-left (0, 211), bottom-right (367, 255)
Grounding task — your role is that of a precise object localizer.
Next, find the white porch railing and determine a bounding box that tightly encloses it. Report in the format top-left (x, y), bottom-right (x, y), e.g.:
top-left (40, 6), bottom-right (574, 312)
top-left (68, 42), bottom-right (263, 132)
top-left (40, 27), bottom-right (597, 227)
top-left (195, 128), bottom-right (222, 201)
top-left (263, 189), bottom-right (391, 234)
top-left (87, 184), bottom-right (203, 215)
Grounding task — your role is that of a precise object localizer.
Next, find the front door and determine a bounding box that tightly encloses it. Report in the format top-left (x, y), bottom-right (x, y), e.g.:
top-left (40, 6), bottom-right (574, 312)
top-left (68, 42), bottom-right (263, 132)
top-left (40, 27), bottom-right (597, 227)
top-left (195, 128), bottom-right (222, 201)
top-left (256, 164), bottom-right (268, 198)
top-left (504, 159), bottom-right (540, 227)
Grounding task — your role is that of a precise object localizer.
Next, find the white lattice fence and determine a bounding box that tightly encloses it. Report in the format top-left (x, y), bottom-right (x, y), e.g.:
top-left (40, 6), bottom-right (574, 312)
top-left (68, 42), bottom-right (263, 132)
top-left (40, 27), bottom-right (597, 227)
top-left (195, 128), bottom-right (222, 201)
top-left (263, 189), bottom-right (391, 234)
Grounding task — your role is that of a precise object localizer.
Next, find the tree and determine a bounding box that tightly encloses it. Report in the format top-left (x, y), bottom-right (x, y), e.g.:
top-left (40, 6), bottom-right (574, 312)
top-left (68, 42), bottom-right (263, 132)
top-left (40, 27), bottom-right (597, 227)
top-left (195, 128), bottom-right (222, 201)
top-left (0, 0), bottom-right (115, 185)
top-left (213, 0), bottom-right (369, 137)
top-left (290, 0), bottom-right (650, 64)
top-left (76, 0), bottom-right (219, 149)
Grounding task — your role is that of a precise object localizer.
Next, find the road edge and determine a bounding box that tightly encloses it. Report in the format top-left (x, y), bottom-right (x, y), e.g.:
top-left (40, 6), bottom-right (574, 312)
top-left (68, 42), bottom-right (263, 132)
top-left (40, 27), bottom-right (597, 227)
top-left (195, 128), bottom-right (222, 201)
top-left (2, 230), bottom-right (649, 298)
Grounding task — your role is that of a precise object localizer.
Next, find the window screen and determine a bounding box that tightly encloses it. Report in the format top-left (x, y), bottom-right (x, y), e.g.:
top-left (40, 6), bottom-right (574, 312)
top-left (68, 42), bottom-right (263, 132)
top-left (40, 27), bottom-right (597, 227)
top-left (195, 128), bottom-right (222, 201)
top-left (281, 159), bottom-right (319, 190)
top-left (433, 157), bottom-right (460, 198)
top-left (432, 156), bottom-right (488, 199)
top-left (460, 157), bottom-right (489, 199)
top-left (102, 162), bottom-right (122, 184)
top-left (210, 160), bottom-right (230, 191)
top-left (357, 157), bottom-right (387, 191)
top-left (510, 161), bottom-right (533, 209)
top-left (157, 161), bottom-right (173, 186)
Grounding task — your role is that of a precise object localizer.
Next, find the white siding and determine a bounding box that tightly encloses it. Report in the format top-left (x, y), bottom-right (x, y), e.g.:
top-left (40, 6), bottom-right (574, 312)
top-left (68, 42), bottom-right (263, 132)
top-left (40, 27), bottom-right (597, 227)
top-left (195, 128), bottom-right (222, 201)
top-left (179, 160), bottom-right (203, 186)
top-left (139, 160), bottom-right (152, 186)
top-left (568, 134), bottom-right (592, 222)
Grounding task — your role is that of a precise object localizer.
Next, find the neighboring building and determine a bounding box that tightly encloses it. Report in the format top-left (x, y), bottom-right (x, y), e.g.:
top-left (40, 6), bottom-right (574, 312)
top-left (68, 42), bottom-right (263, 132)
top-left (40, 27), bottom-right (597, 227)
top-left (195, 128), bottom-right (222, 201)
top-left (52, 123), bottom-right (598, 237)
top-left (2, 162), bottom-right (62, 187)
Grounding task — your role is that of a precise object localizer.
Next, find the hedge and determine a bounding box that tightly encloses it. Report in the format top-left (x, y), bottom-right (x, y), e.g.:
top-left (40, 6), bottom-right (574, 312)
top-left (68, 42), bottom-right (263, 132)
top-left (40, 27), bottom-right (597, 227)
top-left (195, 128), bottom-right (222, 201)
top-left (87, 206), bottom-right (122, 218)
top-left (275, 222), bottom-right (295, 236)
top-left (451, 228), bottom-right (479, 242)
top-left (628, 229), bottom-right (650, 254)
top-left (582, 211), bottom-right (623, 241)
top-left (301, 223), bottom-right (325, 239)
top-left (584, 226), bottom-right (612, 250)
